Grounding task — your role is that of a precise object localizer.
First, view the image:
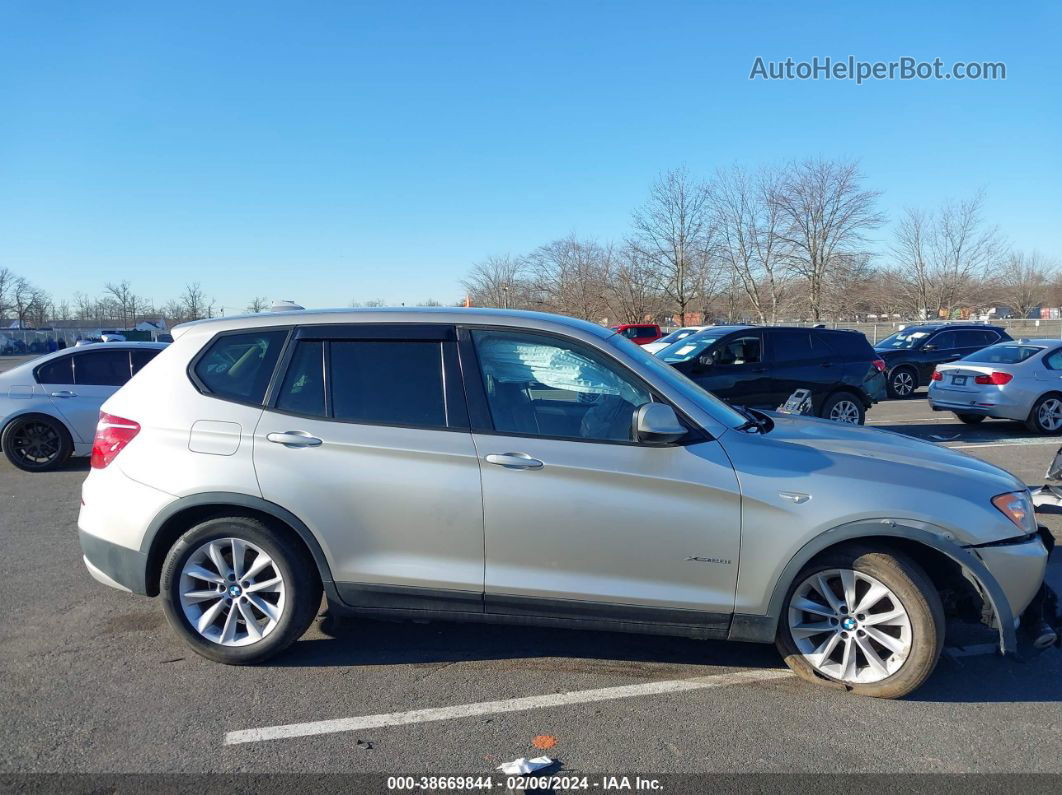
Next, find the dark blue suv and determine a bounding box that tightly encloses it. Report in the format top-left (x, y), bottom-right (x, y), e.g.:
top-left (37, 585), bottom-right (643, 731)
top-left (874, 323), bottom-right (1012, 398)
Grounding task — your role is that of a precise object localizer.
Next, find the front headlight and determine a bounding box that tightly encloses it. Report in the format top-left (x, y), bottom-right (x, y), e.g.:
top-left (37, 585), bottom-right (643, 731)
top-left (991, 491), bottom-right (1035, 534)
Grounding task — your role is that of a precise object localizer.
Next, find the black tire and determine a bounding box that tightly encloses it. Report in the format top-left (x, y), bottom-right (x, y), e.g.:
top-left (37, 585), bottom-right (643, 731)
top-left (1026, 393), bottom-right (1062, 435)
top-left (955, 413), bottom-right (985, 425)
top-left (160, 516), bottom-right (322, 665)
top-left (776, 544), bottom-right (945, 699)
top-left (886, 367), bottom-right (917, 399)
top-left (819, 392), bottom-right (866, 425)
top-left (1, 414), bottom-right (74, 472)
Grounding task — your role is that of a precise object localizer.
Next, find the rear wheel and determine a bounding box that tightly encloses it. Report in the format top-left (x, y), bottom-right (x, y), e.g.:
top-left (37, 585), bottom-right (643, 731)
top-left (776, 544), bottom-right (944, 699)
top-left (160, 516), bottom-right (322, 664)
top-left (1027, 394), bottom-right (1062, 435)
top-left (820, 392), bottom-right (865, 425)
top-left (887, 367), bottom-right (917, 399)
top-left (956, 413), bottom-right (985, 425)
top-left (1, 415), bottom-right (73, 472)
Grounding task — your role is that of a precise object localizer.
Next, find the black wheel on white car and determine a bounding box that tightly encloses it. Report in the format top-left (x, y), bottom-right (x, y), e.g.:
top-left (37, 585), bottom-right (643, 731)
top-left (776, 544), bottom-right (944, 699)
top-left (956, 413), bottom-right (985, 425)
top-left (820, 392), bottom-right (865, 425)
top-left (887, 367), bottom-right (917, 399)
top-left (1, 414), bottom-right (74, 472)
top-left (1027, 394), bottom-right (1062, 435)
top-left (160, 516), bottom-right (322, 664)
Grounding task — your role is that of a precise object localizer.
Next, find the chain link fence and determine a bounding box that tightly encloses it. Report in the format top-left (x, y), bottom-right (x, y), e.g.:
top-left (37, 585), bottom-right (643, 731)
top-left (0, 328), bottom-right (167, 356)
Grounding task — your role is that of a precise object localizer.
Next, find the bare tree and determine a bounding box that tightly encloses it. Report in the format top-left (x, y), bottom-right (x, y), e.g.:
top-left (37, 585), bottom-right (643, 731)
top-left (246, 296), bottom-right (269, 313)
top-left (526, 236), bottom-right (611, 321)
top-left (11, 277), bottom-right (37, 328)
top-left (710, 165), bottom-right (791, 323)
top-left (606, 243), bottom-right (666, 324)
top-left (180, 282), bottom-right (212, 321)
top-left (994, 251), bottom-right (1054, 319)
top-left (0, 267), bottom-right (14, 320)
top-left (930, 192), bottom-right (1003, 317)
top-left (773, 158), bottom-right (885, 321)
top-left (104, 280), bottom-right (145, 329)
top-left (632, 166), bottom-right (715, 323)
top-left (462, 255), bottom-right (528, 309)
top-left (891, 207), bottom-right (934, 319)
top-left (27, 288), bottom-right (52, 328)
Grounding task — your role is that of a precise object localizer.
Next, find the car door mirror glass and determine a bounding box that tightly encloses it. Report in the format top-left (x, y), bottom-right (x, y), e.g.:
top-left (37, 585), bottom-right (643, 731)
top-left (922, 344), bottom-right (936, 352)
top-left (634, 403), bottom-right (686, 445)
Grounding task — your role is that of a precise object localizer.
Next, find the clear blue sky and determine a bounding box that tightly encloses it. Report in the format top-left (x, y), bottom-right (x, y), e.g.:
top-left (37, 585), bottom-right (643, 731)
top-left (2, 0), bottom-right (1059, 313)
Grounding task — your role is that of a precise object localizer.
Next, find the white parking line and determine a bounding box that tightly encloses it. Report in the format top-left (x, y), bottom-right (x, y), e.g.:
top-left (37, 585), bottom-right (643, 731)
top-left (945, 439), bottom-right (1059, 450)
top-left (224, 668), bottom-right (792, 745)
top-left (868, 418), bottom-right (950, 424)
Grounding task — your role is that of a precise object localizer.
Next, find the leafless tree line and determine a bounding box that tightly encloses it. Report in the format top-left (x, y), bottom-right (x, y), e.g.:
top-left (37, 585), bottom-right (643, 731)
top-left (463, 159), bottom-right (1060, 324)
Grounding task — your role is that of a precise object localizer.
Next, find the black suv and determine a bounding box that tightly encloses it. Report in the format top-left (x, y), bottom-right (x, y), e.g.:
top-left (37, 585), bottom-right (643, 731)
top-left (874, 323), bottom-right (1012, 398)
top-left (657, 326), bottom-right (887, 424)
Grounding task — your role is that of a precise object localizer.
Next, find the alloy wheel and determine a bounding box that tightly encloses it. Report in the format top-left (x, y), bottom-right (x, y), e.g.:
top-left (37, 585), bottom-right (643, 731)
top-left (1038, 398), bottom-right (1062, 431)
top-left (787, 568), bottom-right (912, 684)
top-left (12, 421), bottom-right (61, 466)
top-left (891, 371), bottom-right (914, 397)
top-left (828, 399), bottom-right (861, 424)
top-left (178, 538), bottom-right (286, 646)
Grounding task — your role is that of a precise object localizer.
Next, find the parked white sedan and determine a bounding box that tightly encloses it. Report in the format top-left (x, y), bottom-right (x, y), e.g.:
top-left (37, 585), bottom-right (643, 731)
top-left (928, 339), bottom-right (1062, 433)
top-left (0, 342), bottom-right (168, 471)
top-left (641, 326), bottom-right (712, 355)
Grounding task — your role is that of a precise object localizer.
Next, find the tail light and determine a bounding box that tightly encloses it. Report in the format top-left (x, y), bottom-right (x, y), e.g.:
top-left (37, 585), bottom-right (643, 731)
top-left (91, 413), bottom-right (140, 469)
top-left (872, 358), bottom-right (886, 373)
top-left (974, 372), bottom-right (1013, 385)
top-left (931, 370), bottom-right (942, 381)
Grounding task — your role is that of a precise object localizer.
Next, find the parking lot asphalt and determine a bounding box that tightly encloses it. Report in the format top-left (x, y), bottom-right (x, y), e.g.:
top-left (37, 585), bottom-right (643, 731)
top-left (1, 375), bottom-right (1060, 776)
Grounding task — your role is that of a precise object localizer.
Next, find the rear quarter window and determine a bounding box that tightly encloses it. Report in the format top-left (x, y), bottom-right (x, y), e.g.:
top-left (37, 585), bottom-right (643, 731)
top-left (193, 330), bottom-right (288, 404)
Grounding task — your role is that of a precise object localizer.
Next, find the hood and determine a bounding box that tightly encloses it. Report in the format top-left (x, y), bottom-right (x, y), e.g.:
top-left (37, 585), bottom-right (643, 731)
top-left (760, 412), bottom-right (1024, 493)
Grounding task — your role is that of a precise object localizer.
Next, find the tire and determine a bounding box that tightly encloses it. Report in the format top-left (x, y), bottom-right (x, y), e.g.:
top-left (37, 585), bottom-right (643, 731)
top-left (776, 544), bottom-right (945, 699)
top-left (160, 516), bottom-right (322, 665)
top-left (820, 392), bottom-right (866, 425)
top-left (955, 413), bottom-right (985, 425)
top-left (1, 414), bottom-right (74, 472)
top-left (886, 367), bottom-right (917, 399)
top-left (1026, 394), bottom-right (1062, 435)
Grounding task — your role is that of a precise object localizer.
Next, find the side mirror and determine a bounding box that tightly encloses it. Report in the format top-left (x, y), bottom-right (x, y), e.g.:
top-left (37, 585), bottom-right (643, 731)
top-left (922, 344), bottom-right (936, 352)
top-left (634, 403), bottom-right (687, 445)
top-left (696, 353), bottom-right (714, 370)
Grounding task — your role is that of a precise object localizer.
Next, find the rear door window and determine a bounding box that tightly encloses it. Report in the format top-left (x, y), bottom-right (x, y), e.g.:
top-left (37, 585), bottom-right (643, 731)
top-left (927, 331), bottom-right (957, 350)
top-left (769, 330), bottom-right (813, 363)
top-left (955, 330), bottom-right (990, 348)
top-left (36, 356), bottom-right (75, 385)
top-left (74, 351), bottom-right (132, 386)
top-left (329, 340), bottom-right (447, 428)
top-left (194, 330), bottom-right (288, 404)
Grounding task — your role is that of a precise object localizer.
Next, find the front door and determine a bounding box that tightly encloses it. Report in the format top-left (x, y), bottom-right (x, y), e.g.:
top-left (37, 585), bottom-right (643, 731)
top-left (41, 350), bottom-right (132, 442)
top-left (252, 326), bottom-right (485, 610)
top-left (693, 330), bottom-right (772, 408)
top-left (463, 328), bottom-right (741, 630)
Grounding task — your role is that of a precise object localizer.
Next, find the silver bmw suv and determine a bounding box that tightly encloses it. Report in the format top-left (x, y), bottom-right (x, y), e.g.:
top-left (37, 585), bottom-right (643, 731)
top-left (77, 309), bottom-right (1052, 698)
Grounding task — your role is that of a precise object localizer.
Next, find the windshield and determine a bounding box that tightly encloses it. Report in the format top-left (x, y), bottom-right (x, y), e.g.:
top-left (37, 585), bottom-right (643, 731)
top-left (658, 332), bottom-right (727, 363)
top-left (961, 344), bottom-right (1043, 364)
top-left (875, 329), bottom-right (932, 349)
top-left (655, 328), bottom-right (700, 345)
top-left (607, 334), bottom-right (748, 428)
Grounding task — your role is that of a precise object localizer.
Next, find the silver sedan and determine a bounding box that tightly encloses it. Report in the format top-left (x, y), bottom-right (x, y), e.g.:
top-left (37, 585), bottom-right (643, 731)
top-left (927, 338), bottom-right (1062, 433)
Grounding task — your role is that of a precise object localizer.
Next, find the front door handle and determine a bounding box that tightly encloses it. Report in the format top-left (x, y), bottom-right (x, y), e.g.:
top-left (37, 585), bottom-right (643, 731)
top-left (266, 431), bottom-right (323, 448)
top-left (485, 452), bottom-right (543, 470)
top-left (50, 390), bottom-right (77, 398)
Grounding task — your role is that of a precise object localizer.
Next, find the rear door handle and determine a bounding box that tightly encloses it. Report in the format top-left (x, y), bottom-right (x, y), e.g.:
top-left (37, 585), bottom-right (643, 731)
top-left (50, 390), bottom-right (77, 398)
top-left (485, 452), bottom-right (543, 470)
top-left (266, 431), bottom-right (323, 448)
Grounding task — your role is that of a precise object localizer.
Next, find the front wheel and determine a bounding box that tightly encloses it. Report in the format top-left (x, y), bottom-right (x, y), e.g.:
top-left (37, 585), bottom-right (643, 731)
top-left (776, 544), bottom-right (944, 699)
top-left (160, 516), bottom-right (322, 664)
top-left (1, 415), bottom-right (73, 472)
top-left (820, 392), bottom-right (865, 425)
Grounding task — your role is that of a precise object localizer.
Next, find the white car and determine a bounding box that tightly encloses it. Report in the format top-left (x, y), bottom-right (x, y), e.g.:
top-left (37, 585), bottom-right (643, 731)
top-left (642, 326), bottom-right (712, 355)
top-left (928, 339), bottom-right (1062, 433)
top-left (0, 342), bottom-right (168, 471)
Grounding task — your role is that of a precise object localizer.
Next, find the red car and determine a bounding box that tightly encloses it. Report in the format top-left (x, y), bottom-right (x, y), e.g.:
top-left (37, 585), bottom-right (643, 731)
top-left (610, 323), bottom-right (663, 345)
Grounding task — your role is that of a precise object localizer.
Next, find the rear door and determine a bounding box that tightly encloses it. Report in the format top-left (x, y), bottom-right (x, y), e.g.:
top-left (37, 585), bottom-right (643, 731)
top-left (918, 330), bottom-right (958, 381)
top-left (765, 329), bottom-right (835, 410)
top-left (252, 324), bottom-right (485, 610)
top-left (42, 350), bottom-right (132, 442)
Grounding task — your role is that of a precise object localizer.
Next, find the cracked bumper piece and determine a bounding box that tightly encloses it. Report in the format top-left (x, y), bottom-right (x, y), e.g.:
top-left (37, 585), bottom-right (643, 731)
top-left (974, 531), bottom-right (1052, 623)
